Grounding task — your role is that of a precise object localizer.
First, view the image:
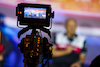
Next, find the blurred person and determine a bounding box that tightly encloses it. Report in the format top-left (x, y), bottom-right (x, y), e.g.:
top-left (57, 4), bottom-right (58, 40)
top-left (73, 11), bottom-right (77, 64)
top-left (0, 31), bottom-right (4, 67)
top-left (89, 55), bottom-right (100, 67)
top-left (51, 19), bottom-right (87, 67)
top-left (0, 13), bottom-right (12, 67)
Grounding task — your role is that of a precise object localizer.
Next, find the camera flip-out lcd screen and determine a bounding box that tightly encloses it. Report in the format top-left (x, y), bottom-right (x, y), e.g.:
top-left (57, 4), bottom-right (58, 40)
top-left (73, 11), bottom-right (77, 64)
top-left (24, 7), bottom-right (46, 19)
top-left (16, 3), bottom-right (54, 27)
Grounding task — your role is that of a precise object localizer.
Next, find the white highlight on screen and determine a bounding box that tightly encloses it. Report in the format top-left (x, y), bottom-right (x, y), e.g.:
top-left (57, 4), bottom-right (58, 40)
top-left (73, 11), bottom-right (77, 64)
top-left (24, 7), bottom-right (46, 19)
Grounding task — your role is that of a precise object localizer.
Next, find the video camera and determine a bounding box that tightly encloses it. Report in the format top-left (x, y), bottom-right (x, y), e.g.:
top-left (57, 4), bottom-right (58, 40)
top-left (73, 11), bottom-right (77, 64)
top-left (16, 3), bottom-right (54, 67)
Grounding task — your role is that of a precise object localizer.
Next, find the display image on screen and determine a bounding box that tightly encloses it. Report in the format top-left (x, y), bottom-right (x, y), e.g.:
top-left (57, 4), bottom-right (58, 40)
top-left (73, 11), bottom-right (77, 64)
top-left (24, 7), bottom-right (46, 19)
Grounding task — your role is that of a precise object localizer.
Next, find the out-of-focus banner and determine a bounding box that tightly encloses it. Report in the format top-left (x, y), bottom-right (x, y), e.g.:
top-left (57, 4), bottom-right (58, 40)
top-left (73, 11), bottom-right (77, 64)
top-left (0, 0), bottom-right (100, 13)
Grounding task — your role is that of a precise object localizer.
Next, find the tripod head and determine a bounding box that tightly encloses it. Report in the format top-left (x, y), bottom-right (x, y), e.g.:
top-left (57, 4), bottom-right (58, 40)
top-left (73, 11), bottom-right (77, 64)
top-left (18, 26), bottom-right (51, 39)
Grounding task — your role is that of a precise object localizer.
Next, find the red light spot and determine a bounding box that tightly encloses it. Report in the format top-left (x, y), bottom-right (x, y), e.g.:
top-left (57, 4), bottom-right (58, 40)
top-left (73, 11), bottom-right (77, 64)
top-left (17, 11), bottom-right (20, 14)
top-left (0, 44), bottom-right (4, 52)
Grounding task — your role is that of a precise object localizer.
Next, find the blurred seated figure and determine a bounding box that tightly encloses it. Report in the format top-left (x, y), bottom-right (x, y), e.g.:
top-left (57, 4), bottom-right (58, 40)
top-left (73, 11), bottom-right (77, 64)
top-left (89, 55), bottom-right (100, 67)
top-left (51, 18), bottom-right (87, 67)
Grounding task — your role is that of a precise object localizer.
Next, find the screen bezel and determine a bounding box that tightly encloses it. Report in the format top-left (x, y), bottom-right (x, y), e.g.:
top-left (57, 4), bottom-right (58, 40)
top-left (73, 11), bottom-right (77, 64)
top-left (18, 3), bottom-right (51, 27)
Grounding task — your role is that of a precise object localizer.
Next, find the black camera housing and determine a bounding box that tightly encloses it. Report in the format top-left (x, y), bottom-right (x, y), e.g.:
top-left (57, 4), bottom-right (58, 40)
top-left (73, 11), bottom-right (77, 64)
top-left (17, 3), bottom-right (54, 67)
top-left (16, 3), bottom-right (52, 27)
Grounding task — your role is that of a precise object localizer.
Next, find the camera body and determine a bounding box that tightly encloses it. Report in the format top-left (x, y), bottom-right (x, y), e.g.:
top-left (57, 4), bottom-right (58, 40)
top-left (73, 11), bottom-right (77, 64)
top-left (18, 34), bottom-right (52, 67)
top-left (18, 35), bottom-right (41, 66)
top-left (16, 3), bottom-right (53, 27)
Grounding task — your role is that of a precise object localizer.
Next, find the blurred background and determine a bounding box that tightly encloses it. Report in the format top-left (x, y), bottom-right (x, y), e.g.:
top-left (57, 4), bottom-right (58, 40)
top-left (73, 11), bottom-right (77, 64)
top-left (0, 0), bottom-right (100, 67)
